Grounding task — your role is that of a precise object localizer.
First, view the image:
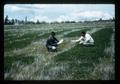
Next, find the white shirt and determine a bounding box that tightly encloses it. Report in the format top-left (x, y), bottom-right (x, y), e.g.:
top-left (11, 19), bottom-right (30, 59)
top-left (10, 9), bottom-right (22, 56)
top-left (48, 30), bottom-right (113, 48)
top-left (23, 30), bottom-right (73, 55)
top-left (84, 33), bottom-right (94, 43)
top-left (74, 33), bottom-right (94, 43)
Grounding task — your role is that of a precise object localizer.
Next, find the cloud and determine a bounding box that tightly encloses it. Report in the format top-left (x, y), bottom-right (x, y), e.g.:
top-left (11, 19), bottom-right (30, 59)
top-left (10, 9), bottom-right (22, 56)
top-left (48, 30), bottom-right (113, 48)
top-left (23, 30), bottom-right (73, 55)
top-left (5, 5), bottom-right (21, 12)
top-left (30, 15), bottom-right (51, 22)
top-left (30, 11), bottom-right (113, 22)
top-left (16, 4), bottom-right (50, 11)
top-left (4, 4), bottom-right (114, 22)
top-left (56, 15), bottom-right (73, 22)
top-left (4, 4), bottom-right (45, 13)
top-left (55, 11), bottom-right (113, 22)
top-left (71, 11), bottom-right (113, 21)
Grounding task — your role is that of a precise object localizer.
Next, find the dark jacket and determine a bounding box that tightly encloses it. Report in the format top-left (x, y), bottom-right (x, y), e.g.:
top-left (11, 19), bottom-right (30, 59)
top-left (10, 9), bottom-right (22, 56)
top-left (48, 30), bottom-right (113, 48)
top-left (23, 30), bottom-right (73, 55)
top-left (46, 35), bottom-right (59, 47)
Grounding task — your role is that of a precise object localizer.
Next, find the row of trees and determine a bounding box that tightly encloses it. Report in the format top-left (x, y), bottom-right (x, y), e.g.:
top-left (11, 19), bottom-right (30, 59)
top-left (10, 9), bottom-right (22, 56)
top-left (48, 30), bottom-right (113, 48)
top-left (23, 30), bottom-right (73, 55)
top-left (4, 15), bottom-right (115, 25)
top-left (4, 15), bottom-right (79, 25)
top-left (4, 15), bottom-right (32, 25)
top-left (4, 15), bottom-right (50, 25)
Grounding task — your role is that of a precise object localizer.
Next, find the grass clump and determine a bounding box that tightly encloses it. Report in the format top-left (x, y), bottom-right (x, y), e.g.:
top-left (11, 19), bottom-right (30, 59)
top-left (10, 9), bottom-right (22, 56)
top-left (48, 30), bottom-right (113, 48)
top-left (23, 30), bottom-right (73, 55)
top-left (4, 55), bottom-right (35, 73)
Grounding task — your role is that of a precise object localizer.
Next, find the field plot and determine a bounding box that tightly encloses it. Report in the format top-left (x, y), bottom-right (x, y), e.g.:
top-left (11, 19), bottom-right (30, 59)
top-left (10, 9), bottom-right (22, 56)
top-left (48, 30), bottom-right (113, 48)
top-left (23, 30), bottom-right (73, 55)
top-left (4, 22), bottom-right (115, 80)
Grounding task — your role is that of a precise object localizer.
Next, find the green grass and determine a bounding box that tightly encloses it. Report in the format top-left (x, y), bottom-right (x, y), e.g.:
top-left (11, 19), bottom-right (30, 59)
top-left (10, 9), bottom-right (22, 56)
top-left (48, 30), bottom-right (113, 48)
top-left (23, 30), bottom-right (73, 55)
top-left (4, 26), bottom-right (91, 52)
top-left (4, 55), bottom-right (35, 73)
top-left (53, 28), bottom-right (113, 80)
top-left (4, 29), bottom-right (70, 52)
top-left (64, 28), bottom-right (91, 37)
top-left (4, 22), bottom-right (114, 80)
top-left (39, 29), bottom-right (70, 39)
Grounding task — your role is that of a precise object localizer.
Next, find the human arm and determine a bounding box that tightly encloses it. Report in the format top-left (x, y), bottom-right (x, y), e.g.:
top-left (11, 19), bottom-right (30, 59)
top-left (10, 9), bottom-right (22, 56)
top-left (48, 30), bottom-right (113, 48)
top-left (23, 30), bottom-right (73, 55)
top-left (71, 36), bottom-right (84, 43)
top-left (53, 37), bottom-right (59, 43)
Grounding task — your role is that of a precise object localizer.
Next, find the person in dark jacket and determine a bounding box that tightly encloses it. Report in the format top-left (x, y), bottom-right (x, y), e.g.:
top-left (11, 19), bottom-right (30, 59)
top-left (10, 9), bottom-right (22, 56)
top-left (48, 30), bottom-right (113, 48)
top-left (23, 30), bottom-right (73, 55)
top-left (46, 32), bottom-right (59, 52)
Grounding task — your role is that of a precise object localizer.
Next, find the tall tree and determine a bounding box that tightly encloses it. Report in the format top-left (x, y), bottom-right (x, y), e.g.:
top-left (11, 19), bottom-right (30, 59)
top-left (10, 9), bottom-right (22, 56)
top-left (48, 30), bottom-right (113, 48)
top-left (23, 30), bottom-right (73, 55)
top-left (36, 20), bottom-right (40, 24)
top-left (4, 15), bottom-right (9, 25)
top-left (11, 19), bottom-right (15, 25)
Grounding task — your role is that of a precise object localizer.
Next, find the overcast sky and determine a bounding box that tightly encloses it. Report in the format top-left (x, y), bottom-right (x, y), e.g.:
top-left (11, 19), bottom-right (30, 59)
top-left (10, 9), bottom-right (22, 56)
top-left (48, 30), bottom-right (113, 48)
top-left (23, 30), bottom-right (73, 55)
top-left (4, 4), bottom-right (115, 22)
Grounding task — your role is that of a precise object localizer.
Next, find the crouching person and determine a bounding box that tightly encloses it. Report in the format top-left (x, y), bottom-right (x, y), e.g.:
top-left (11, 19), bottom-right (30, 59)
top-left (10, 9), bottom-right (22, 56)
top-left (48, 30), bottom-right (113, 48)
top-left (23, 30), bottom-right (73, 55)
top-left (46, 32), bottom-right (59, 52)
top-left (71, 31), bottom-right (94, 46)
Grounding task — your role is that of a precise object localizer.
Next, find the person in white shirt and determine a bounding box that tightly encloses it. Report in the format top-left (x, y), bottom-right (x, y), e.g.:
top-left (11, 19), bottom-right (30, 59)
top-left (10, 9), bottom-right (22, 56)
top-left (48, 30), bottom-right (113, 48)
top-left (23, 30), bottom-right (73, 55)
top-left (71, 31), bottom-right (94, 46)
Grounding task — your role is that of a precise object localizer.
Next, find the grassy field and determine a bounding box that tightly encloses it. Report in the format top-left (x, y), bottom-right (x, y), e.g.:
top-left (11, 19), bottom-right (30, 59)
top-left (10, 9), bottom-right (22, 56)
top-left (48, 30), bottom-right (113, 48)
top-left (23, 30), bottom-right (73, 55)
top-left (4, 21), bottom-right (115, 80)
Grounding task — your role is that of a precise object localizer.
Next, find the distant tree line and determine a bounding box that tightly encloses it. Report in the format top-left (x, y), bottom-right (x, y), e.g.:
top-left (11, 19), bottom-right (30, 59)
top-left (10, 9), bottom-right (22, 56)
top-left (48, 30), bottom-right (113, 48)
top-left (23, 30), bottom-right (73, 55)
top-left (4, 15), bottom-right (26, 25)
top-left (4, 15), bottom-right (48, 25)
top-left (4, 15), bottom-right (115, 25)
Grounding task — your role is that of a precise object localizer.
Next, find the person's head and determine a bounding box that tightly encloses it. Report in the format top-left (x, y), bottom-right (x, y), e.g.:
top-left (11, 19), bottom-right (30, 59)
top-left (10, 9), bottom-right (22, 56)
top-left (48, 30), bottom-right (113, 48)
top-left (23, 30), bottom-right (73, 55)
top-left (51, 32), bottom-right (56, 36)
top-left (81, 31), bottom-right (86, 37)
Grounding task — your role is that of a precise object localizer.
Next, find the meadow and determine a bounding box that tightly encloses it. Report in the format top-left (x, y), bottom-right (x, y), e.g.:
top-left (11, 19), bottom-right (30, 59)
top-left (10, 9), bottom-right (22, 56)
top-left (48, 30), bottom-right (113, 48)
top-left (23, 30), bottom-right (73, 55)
top-left (4, 21), bottom-right (115, 80)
